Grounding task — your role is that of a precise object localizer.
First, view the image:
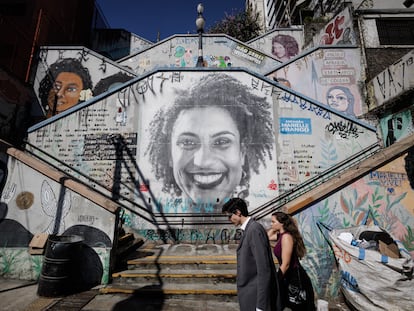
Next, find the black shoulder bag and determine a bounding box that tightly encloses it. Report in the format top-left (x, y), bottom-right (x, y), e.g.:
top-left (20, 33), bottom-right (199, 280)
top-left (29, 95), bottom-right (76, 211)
top-left (287, 267), bottom-right (307, 305)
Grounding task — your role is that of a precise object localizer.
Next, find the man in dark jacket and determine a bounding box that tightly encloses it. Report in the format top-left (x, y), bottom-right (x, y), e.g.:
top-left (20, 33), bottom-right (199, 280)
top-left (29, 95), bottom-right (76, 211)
top-left (223, 198), bottom-right (282, 311)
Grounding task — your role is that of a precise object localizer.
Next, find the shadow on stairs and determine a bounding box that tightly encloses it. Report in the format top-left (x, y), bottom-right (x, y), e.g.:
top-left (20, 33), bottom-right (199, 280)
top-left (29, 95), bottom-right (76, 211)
top-left (102, 241), bottom-right (240, 311)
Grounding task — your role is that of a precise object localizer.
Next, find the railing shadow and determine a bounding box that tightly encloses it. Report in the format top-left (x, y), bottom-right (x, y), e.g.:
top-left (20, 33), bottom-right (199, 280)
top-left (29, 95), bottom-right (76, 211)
top-left (23, 139), bottom-right (384, 225)
top-left (24, 134), bottom-right (173, 293)
top-left (111, 285), bottom-right (165, 311)
top-left (251, 142), bottom-right (381, 219)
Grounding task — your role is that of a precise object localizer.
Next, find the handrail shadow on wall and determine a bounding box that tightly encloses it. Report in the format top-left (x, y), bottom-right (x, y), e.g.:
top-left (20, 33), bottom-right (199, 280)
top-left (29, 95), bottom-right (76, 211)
top-left (22, 137), bottom-right (399, 227)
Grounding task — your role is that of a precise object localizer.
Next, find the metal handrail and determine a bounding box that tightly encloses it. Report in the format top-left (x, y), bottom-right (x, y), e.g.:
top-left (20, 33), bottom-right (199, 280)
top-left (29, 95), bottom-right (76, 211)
top-left (22, 139), bottom-right (382, 225)
top-left (251, 142), bottom-right (381, 220)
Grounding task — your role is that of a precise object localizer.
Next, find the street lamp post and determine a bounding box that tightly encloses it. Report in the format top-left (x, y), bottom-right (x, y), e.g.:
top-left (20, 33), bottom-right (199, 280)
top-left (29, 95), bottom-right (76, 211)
top-left (195, 3), bottom-right (205, 67)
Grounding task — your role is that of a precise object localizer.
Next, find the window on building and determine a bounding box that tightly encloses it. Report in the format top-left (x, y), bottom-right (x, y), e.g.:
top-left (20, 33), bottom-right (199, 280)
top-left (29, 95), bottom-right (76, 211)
top-left (376, 19), bottom-right (414, 45)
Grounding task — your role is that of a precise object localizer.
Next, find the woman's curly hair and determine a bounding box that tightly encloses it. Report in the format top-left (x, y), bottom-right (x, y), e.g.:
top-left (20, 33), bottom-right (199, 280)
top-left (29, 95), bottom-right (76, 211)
top-left (271, 34), bottom-right (299, 59)
top-left (93, 72), bottom-right (133, 96)
top-left (146, 73), bottom-right (274, 197)
top-left (38, 58), bottom-right (93, 113)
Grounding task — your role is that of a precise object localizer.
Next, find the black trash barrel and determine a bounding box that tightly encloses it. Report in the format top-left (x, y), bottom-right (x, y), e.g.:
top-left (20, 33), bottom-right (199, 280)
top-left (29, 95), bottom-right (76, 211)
top-left (37, 234), bottom-right (84, 297)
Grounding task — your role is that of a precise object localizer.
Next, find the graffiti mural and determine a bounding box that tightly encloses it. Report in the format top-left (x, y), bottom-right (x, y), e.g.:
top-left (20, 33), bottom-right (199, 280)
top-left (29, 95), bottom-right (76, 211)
top-left (272, 88), bottom-right (375, 193)
top-left (267, 47), bottom-right (364, 117)
top-left (26, 69), bottom-right (377, 223)
top-left (367, 50), bottom-right (414, 111)
top-left (29, 71), bottom-right (279, 215)
top-left (297, 152), bottom-right (414, 298)
top-left (118, 35), bottom-right (280, 75)
top-left (130, 33), bottom-right (153, 55)
top-left (307, 6), bottom-right (357, 48)
top-left (380, 109), bottom-right (414, 147)
top-left (247, 28), bottom-right (304, 63)
top-left (271, 34), bottom-right (300, 62)
top-left (145, 74), bottom-right (276, 213)
top-left (33, 47), bottom-right (136, 118)
top-left (0, 153), bottom-right (116, 282)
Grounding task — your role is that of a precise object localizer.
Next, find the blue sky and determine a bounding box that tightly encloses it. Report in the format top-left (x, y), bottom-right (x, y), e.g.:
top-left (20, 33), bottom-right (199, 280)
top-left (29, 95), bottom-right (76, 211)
top-left (96, 0), bottom-right (246, 42)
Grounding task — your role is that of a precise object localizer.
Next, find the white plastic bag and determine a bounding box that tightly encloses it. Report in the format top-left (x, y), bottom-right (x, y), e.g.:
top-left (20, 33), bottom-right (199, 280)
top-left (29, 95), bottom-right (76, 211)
top-left (329, 225), bottom-right (414, 311)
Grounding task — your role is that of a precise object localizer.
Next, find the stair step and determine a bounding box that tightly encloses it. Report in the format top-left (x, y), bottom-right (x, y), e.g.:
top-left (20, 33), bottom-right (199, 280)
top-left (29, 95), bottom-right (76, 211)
top-left (128, 255), bottom-right (236, 264)
top-left (107, 244), bottom-right (242, 305)
top-left (118, 232), bottom-right (135, 245)
top-left (113, 268), bottom-right (237, 278)
top-left (112, 268), bottom-right (237, 286)
top-left (100, 282), bottom-right (237, 296)
top-left (86, 294), bottom-right (239, 311)
top-left (135, 243), bottom-right (238, 256)
top-left (85, 295), bottom-right (240, 311)
top-left (127, 254), bottom-right (276, 266)
top-left (126, 254), bottom-right (238, 271)
top-left (117, 238), bottom-right (144, 257)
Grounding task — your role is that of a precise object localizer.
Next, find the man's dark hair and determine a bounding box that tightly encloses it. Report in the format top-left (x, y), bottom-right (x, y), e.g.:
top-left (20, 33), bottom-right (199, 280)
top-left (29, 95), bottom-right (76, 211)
top-left (222, 198), bottom-right (248, 216)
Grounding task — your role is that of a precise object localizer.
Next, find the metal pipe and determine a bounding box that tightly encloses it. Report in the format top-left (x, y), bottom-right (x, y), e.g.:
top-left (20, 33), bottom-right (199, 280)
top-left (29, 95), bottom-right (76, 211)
top-left (26, 8), bottom-right (42, 83)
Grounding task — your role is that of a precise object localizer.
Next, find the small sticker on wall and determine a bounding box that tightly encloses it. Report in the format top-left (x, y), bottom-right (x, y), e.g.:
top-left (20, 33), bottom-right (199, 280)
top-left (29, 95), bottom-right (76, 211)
top-left (16, 191), bottom-right (34, 209)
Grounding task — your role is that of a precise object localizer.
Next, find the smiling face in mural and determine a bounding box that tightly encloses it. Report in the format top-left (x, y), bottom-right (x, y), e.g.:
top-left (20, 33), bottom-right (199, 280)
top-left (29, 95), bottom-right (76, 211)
top-left (50, 72), bottom-right (84, 113)
top-left (170, 106), bottom-right (245, 205)
top-left (272, 42), bottom-right (287, 60)
top-left (271, 34), bottom-right (299, 62)
top-left (145, 73), bottom-right (276, 213)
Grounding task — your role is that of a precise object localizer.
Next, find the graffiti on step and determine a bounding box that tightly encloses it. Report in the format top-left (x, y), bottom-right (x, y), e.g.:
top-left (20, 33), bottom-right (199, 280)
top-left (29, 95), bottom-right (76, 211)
top-left (140, 228), bottom-right (244, 244)
top-left (146, 189), bottom-right (274, 214)
top-left (374, 53), bottom-right (414, 102)
top-left (82, 132), bottom-right (138, 161)
top-left (317, 7), bottom-right (356, 46)
top-left (278, 92), bottom-right (332, 120)
top-left (369, 171), bottom-right (407, 194)
top-left (325, 120), bottom-right (363, 139)
top-left (251, 77), bottom-right (279, 96)
top-left (232, 44), bottom-right (265, 65)
top-left (78, 215), bottom-right (99, 225)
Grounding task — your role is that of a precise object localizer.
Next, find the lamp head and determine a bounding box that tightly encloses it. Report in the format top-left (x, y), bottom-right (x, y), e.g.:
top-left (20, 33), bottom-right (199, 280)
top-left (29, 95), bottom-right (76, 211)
top-left (196, 16), bottom-right (205, 32)
top-left (403, 0), bottom-right (413, 8)
top-left (196, 3), bottom-right (205, 33)
top-left (197, 3), bottom-right (204, 14)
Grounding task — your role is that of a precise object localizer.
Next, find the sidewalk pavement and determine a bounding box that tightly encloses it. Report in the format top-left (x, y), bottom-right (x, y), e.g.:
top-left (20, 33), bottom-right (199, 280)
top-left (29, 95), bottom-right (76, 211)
top-left (0, 279), bottom-right (44, 311)
top-left (0, 279), bottom-right (118, 311)
top-left (1, 277), bottom-right (353, 311)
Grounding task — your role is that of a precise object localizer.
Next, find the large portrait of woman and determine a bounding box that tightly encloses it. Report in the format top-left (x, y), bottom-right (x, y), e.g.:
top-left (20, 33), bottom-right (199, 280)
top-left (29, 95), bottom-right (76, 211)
top-left (141, 73), bottom-right (277, 214)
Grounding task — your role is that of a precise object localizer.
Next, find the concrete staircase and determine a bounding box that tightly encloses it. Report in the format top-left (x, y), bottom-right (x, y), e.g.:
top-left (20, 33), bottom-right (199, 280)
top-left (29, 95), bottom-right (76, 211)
top-left (100, 243), bottom-right (241, 310)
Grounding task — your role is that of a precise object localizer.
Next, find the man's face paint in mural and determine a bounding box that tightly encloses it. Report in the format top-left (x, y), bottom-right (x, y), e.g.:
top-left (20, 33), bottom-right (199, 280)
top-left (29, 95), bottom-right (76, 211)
top-left (49, 72), bottom-right (83, 114)
top-left (170, 106), bottom-right (246, 206)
